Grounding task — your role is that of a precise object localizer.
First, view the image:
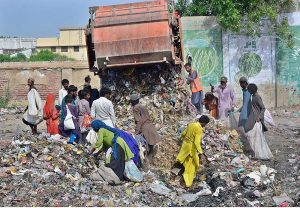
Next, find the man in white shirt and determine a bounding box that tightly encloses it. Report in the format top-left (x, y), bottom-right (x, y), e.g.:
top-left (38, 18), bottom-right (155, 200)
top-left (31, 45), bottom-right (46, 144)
top-left (91, 87), bottom-right (116, 128)
top-left (59, 79), bottom-right (69, 105)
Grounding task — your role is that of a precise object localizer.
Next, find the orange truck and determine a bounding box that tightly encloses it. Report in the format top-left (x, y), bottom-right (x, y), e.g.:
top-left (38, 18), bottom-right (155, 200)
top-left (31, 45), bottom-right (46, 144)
top-left (85, 0), bottom-right (183, 75)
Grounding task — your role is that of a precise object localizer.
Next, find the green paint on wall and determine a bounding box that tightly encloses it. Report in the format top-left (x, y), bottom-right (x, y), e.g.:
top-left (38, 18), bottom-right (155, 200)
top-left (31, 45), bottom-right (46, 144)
top-left (182, 28), bottom-right (223, 86)
top-left (277, 26), bottom-right (300, 95)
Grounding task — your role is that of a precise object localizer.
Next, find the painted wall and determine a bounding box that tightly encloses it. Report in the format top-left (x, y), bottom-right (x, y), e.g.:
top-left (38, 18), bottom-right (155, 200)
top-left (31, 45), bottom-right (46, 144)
top-left (181, 15), bottom-right (300, 108)
top-left (276, 12), bottom-right (300, 106)
top-left (181, 16), bottom-right (223, 87)
top-left (223, 30), bottom-right (276, 108)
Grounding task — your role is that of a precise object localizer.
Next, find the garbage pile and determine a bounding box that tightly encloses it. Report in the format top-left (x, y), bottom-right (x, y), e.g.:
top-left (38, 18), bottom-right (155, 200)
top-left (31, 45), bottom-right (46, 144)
top-left (110, 66), bottom-right (197, 169)
top-left (0, 132), bottom-right (183, 207)
top-left (0, 107), bottom-right (23, 122)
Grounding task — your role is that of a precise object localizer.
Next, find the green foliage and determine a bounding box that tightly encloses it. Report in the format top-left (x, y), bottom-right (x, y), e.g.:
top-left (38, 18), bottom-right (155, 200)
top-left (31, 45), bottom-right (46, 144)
top-left (0, 53), bottom-right (27, 62)
top-left (29, 50), bottom-right (74, 62)
top-left (0, 54), bottom-right (11, 62)
top-left (175, 0), bottom-right (295, 48)
top-left (10, 53), bottom-right (27, 62)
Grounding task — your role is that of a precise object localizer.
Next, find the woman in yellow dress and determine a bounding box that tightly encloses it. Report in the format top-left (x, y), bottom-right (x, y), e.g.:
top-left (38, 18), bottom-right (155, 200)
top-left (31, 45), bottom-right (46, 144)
top-left (176, 115), bottom-right (210, 188)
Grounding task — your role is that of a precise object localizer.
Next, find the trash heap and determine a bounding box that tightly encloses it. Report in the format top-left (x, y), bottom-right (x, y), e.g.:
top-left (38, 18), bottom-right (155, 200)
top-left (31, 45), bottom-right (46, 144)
top-left (110, 66), bottom-right (198, 169)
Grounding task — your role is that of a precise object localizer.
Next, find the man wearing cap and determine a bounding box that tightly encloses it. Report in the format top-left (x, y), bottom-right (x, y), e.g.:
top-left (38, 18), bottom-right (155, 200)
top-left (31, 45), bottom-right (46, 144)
top-left (185, 63), bottom-right (203, 115)
top-left (212, 76), bottom-right (235, 120)
top-left (130, 94), bottom-right (161, 165)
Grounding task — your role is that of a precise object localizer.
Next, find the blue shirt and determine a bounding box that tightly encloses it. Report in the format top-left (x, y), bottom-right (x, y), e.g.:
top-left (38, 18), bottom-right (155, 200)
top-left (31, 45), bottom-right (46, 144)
top-left (238, 89), bottom-right (251, 127)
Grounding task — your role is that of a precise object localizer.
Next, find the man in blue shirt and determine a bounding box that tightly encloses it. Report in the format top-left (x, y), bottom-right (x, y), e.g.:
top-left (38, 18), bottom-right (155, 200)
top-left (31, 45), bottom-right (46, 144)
top-left (238, 77), bottom-right (253, 155)
top-left (238, 77), bottom-right (251, 127)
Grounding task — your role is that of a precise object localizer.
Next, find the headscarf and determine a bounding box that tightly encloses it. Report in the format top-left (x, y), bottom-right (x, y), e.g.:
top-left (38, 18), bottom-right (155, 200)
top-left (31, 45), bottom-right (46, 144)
top-left (43, 93), bottom-right (56, 118)
top-left (28, 78), bottom-right (35, 83)
top-left (91, 120), bottom-right (120, 159)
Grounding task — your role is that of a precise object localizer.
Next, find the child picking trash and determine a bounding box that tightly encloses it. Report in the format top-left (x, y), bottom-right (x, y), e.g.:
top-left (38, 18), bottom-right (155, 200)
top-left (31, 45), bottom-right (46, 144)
top-left (203, 92), bottom-right (218, 119)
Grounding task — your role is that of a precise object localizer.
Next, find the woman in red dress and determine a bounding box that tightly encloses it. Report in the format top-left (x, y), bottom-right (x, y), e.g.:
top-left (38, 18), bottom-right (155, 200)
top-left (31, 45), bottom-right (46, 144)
top-left (43, 94), bottom-right (59, 135)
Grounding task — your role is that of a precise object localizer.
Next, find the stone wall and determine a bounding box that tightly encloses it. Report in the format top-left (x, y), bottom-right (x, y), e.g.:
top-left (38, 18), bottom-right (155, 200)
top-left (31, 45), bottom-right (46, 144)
top-left (0, 61), bottom-right (100, 102)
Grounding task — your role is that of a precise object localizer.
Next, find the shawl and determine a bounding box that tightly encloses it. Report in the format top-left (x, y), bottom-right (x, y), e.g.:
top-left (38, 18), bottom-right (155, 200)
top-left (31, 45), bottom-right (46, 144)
top-left (91, 120), bottom-right (119, 159)
top-left (44, 94), bottom-right (56, 118)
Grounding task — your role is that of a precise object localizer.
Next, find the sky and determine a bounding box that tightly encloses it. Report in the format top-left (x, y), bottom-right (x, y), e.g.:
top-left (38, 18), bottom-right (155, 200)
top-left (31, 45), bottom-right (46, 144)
top-left (0, 0), bottom-right (141, 38)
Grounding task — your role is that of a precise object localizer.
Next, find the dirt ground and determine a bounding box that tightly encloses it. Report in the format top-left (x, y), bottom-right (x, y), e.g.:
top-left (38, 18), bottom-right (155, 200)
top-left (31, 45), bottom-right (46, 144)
top-left (0, 105), bottom-right (299, 206)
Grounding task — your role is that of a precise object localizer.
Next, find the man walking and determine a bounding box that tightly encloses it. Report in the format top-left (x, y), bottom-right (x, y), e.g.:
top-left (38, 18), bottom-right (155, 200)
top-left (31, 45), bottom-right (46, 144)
top-left (237, 77), bottom-right (253, 155)
top-left (185, 63), bottom-right (203, 115)
top-left (59, 79), bottom-right (69, 105)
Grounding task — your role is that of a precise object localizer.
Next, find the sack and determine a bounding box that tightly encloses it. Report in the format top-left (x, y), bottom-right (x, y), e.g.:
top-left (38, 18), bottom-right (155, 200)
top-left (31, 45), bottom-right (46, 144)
top-left (82, 113), bottom-right (92, 128)
top-left (124, 160), bottom-right (143, 182)
top-left (228, 112), bottom-right (238, 130)
top-left (246, 122), bottom-right (273, 160)
top-left (264, 109), bottom-right (275, 126)
top-left (64, 105), bottom-right (75, 130)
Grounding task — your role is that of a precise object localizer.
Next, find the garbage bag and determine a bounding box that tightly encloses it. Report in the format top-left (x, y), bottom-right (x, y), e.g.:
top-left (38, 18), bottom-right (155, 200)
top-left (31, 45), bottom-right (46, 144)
top-left (264, 109), bottom-right (275, 126)
top-left (246, 122), bottom-right (273, 160)
top-left (124, 160), bottom-right (143, 182)
top-left (228, 112), bottom-right (238, 130)
top-left (90, 163), bottom-right (121, 185)
top-left (64, 105), bottom-right (75, 130)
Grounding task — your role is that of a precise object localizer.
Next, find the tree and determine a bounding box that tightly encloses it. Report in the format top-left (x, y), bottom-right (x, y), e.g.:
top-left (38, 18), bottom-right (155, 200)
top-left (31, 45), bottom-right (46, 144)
top-left (29, 50), bottom-right (74, 62)
top-left (176, 0), bottom-right (295, 47)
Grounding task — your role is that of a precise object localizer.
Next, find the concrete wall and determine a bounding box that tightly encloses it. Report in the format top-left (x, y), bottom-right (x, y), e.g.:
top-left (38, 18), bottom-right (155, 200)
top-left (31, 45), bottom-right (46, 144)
top-left (0, 61), bottom-right (100, 102)
top-left (36, 28), bottom-right (87, 61)
top-left (276, 12), bottom-right (300, 107)
top-left (181, 15), bottom-right (300, 108)
top-left (36, 46), bottom-right (87, 61)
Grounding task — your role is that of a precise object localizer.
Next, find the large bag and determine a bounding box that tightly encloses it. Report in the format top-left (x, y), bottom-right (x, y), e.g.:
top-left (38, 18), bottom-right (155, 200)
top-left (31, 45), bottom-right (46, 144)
top-left (64, 105), bottom-right (75, 130)
top-left (246, 122), bottom-right (273, 160)
top-left (124, 160), bottom-right (143, 182)
top-left (264, 109), bottom-right (275, 126)
top-left (82, 113), bottom-right (92, 128)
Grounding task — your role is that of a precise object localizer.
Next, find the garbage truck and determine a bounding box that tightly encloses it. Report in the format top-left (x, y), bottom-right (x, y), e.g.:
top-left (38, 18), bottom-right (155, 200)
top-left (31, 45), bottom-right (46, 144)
top-left (85, 0), bottom-right (183, 80)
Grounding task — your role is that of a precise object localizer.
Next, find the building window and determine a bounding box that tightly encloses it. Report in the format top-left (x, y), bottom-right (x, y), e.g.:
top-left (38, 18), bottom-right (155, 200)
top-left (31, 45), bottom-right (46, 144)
top-left (74, 46), bottom-right (80, 52)
top-left (51, 47), bottom-right (56, 52)
top-left (61, 46), bottom-right (68, 52)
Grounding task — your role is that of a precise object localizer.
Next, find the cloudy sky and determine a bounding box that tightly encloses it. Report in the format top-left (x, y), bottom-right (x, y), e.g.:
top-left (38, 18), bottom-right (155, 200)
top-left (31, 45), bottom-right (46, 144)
top-left (0, 0), bottom-right (141, 37)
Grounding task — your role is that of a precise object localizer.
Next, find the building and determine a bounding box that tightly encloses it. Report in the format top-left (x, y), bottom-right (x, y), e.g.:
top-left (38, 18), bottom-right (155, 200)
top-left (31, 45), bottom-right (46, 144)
top-left (0, 38), bottom-right (36, 57)
top-left (36, 28), bottom-right (87, 61)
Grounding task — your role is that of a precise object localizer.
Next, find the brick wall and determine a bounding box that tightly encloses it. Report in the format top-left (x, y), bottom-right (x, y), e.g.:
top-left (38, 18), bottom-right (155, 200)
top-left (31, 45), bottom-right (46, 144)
top-left (0, 61), bottom-right (100, 102)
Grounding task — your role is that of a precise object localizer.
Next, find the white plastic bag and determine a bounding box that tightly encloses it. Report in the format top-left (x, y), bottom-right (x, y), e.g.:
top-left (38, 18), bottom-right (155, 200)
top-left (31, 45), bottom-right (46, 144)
top-left (64, 105), bottom-right (75, 130)
top-left (246, 122), bottom-right (273, 160)
top-left (264, 109), bottom-right (275, 126)
top-left (124, 160), bottom-right (143, 182)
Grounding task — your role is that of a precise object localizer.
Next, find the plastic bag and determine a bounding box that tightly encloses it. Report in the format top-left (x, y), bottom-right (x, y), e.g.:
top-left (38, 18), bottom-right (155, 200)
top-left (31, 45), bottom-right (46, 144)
top-left (264, 109), bottom-right (275, 126)
top-left (82, 113), bottom-right (92, 128)
top-left (124, 160), bottom-right (143, 182)
top-left (64, 105), bottom-right (75, 130)
top-left (246, 122), bottom-right (273, 160)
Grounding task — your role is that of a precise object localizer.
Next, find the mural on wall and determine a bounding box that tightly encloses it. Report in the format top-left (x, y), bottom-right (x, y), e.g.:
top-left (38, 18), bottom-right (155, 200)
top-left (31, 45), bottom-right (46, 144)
top-left (181, 17), bottom-right (223, 86)
top-left (223, 34), bottom-right (275, 85)
top-left (277, 12), bottom-right (300, 101)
